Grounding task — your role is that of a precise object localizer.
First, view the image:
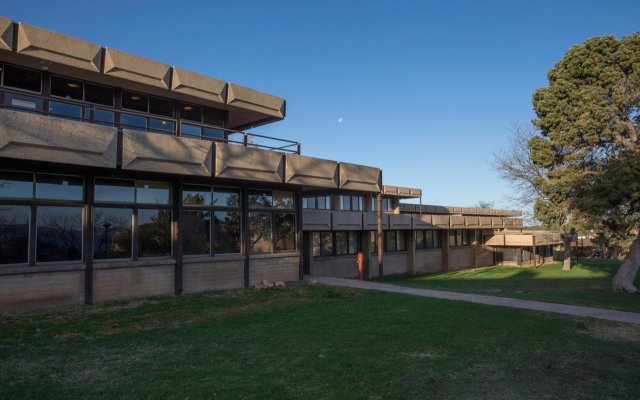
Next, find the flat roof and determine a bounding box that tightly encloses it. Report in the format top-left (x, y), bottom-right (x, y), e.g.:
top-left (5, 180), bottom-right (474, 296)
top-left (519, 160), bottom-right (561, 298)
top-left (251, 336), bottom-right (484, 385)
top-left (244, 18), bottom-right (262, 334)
top-left (0, 17), bottom-right (285, 130)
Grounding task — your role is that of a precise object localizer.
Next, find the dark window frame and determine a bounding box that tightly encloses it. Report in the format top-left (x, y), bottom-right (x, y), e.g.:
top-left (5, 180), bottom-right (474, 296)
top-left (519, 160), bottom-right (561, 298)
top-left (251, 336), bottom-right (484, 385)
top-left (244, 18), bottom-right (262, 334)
top-left (181, 184), bottom-right (242, 256)
top-left (93, 177), bottom-right (173, 261)
top-left (0, 171), bottom-right (85, 266)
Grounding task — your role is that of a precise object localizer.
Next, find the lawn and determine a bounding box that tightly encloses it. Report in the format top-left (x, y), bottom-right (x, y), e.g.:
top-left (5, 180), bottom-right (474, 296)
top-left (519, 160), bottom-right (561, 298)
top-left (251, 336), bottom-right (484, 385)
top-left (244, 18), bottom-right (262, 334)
top-left (384, 259), bottom-right (640, 313)
top-left (1, 284), bottom-right (640, 399)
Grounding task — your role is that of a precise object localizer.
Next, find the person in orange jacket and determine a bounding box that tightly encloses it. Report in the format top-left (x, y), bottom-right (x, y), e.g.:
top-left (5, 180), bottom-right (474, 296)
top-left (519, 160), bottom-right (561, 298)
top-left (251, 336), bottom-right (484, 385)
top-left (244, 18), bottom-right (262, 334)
top-left (356, 251), bottom-right (364, 280)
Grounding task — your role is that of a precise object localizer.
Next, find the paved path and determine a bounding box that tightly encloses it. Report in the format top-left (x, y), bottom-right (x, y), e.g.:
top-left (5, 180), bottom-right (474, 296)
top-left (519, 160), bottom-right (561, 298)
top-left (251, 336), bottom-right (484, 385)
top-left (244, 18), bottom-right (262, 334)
top-left (304, 275), bottom-right (640, 325)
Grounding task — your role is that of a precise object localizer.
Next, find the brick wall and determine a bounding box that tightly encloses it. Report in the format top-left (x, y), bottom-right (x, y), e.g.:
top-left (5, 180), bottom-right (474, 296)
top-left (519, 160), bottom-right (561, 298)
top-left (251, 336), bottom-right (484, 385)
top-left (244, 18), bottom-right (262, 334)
top-left (311, 256), bottom-right (358, 278)
top-left (249, 255), bottom-right (299, 286)
top-left (415, 249), bottom-right (443, 274)
top-left (93, 261), bottom-right (175, 302)
top-left (0, 267), bottom-right (84, 311)
top-left (183, 258), bottom-right (244, 294)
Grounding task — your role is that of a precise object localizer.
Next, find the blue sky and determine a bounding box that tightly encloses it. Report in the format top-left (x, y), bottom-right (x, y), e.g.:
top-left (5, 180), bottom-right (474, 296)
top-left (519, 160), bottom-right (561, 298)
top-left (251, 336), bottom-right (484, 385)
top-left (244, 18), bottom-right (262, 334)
top-left (3, 1), bottom-right (639, 208)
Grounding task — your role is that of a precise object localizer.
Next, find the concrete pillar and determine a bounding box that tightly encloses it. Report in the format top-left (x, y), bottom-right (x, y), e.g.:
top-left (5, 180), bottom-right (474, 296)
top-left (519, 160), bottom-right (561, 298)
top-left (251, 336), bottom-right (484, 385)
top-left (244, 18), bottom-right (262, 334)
top-left (517, 247), bottom-right (523, 267)
top-left (442, 230), bottom-right (450, 272)
top-left (407, 230), bottom-right (415, 275)
top-left (361, 230), bottom-right (371, 278)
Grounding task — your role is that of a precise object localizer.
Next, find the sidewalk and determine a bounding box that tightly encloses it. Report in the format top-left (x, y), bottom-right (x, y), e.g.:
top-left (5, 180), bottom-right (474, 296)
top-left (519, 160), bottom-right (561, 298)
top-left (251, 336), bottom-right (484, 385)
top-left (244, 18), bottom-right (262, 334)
top-left (305, 275), bottom-right (640, 325)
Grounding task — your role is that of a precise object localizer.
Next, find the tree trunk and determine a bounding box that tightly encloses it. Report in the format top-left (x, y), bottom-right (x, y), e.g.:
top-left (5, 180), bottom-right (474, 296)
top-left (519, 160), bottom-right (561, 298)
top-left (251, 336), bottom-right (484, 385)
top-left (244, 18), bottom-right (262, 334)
top-left (610, 247), bottom-right (620, 260)
top-left (612, 233), bottom-right (640, 293)
top-left (562, 236), bottom-right (572, 271)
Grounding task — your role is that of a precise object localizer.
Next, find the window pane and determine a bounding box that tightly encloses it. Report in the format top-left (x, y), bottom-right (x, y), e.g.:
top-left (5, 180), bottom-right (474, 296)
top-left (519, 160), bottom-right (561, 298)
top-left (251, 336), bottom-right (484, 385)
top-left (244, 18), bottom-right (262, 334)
top-left (249, 212), bottom-right (271, 253)
top-left (120, 113), bottom-right (147, 130)
top-left (416, 230), bottom-right (424, 249)
top-left (449, 230), bottom-right (456, 247)
top-left (0, 172), bottom-right (33, 199)
top-left (316, 196), bottom-right (325, 210)
top-left (456, 230), bottom-right (463, 247)
top-left (3, 65), bottom-right (41, 92)
top-left (50, 75), bottom-right (83, 100)
top-left (9, 96), bottom-right (38, 111)
top-left (351, 196), bottom-right (362, 211)
top-left (213, 188), bottom-right (240, 208)
top-left (397, 231), bottom-right (406, 252)
top-left (341, 196), bottom-right (350, 211)
top-left (274, 213), bottom-right (295, 252)
top-left (149, 118), bottom-right (175, 134)
top-left (426, 230), bottom-right (434, 249)
top-left (249, 190), bottom-right (273, 208)
top-left (348, 231), bottom-right (358, 254)
top-left (312, 232), bottom-right (320, 256)
top-left (203, 128), bottom-right (225, 141)
top-left (213, 211), bottom-right (240, 254)
top-left (183, 210), bottom-right (210, 255)
top-left (49, 101), bottom-right (83, 120)
top-left (136, 181), bottom-right (171, 204)
top-left (94, 208), bottom-right (132, 259)
top-left (434, 231), bottom-right (442, 248)
top-left (35, 174), bottom-right (83, 201)
top-left (336, 231), bottom-right (348, 255)
top-left (320, 231), bottom-right (333, 256)
top-left (95, 178), bottom-right (135, 203)
top-left (149, 97), bottom-right (174, 117)
top-left (0, 205), bottom-right (29, 264)
top-left (36, 206), bottom-right (82, 262)
top-left (181, 104), bottom-right (202, 122)
top-left (85, 83), bottom-right (114, 106)
top-left (138, 209), bottom-right (171, 258)
top-left (203, 107), bottom-right (226, 126)
top-left (273, 191), bottom-right (294, 209)
top-left (385, 231), bottom-right (396, 252)
top-left (303, 197), bottom-right (316, 209)
top-left (94, 109), bottom-right (115, 126)
top-left (183, 185), bottom-right (211, 206)
top-left (180, 123), bottom-right (202, 138)
top-left (122, 91), bottom-right (148, 112)
top-left (462, 230), bottom-right (470, 246)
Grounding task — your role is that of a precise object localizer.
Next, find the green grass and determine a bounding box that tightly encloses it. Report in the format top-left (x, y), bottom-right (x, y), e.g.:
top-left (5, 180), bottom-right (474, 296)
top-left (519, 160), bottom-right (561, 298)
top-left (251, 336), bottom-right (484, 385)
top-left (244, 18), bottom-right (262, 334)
top-left (1, 284), bottom-right (640, 399)
top-left (384, 259), bottom-right (640, 313)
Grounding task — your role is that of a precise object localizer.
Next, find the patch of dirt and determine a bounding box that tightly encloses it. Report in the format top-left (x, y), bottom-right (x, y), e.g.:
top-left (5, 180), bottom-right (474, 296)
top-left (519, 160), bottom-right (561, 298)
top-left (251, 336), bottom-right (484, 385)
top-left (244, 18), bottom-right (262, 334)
top-left (579, 321), bottom-right (640, 342)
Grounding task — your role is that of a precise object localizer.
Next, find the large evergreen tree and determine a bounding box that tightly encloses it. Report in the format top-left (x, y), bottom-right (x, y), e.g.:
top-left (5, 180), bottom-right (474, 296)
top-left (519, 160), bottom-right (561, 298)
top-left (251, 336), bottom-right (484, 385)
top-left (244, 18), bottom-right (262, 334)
top-left (529, 33), bottom-right (640, 292)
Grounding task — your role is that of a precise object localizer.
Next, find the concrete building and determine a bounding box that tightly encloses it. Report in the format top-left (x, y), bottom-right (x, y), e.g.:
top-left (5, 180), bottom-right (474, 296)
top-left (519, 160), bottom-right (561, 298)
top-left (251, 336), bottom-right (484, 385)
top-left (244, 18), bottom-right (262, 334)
top-left (0, 18), bottom-right (562, 311)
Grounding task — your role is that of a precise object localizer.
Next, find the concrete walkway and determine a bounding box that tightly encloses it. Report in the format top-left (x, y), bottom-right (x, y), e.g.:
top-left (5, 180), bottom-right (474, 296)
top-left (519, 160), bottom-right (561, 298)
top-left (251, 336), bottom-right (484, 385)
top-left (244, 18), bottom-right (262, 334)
top-left (304, 275), bottom-right (640, 325)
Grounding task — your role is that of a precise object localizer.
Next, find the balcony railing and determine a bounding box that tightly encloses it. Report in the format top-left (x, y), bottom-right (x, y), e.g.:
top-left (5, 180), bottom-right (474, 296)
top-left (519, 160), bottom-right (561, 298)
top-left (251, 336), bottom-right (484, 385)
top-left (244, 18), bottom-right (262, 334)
top-left (0, 88), bottom-right (301, 154)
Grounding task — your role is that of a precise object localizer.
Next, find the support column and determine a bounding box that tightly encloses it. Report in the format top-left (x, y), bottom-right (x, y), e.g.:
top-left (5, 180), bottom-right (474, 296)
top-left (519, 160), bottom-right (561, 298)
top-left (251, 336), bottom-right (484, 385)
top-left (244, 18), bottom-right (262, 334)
top-left (442, 230), bottom-right (449, 272)
top-left (407, 230), bottom-right (415, 275)
top-left (361, 230), bottom-right (370, 279)
top-left (532, 236), bottom-right (537, 268)
top-left (517, 247), bottom-right (523, 267)
top-left (242, 187), bottom-right (250, 287)
top-left (296, 190), bottom-right (303, 281)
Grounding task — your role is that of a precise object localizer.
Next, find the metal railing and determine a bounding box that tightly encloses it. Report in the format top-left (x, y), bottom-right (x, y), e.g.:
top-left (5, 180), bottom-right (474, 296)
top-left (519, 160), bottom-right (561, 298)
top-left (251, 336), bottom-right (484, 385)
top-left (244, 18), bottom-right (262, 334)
top-left (0, 88), bottom-right (301, 154)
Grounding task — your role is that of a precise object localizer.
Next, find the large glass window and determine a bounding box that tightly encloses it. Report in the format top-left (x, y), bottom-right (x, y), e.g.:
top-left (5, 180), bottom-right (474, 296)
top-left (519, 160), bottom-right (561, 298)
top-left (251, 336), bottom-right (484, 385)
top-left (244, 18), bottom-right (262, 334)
top-left (182, 185), bottom-right (241, 256)
top-left (149, 97), bottom-right (174, 117)
top-left (385, 230), bottom-right (406, 252)
top-left (249, 212), bottom-right (272, 253)
top-left (50, 75), bottom-right (83, 100)
top-left (85, 83), bottom-right (114, 106)
top-left (416, 230), bottom-right (442, 250)
top-left (3, 65), bottom-right (42, 92)
top-left (303, 195), bottom-right (332, 210)
top-left (312, 231), bottom-right (335, 256)
top-left (120, 113), bottom-right (147, 130)
top-left (0, 172), bottom-right (33, 199)
top-left (93, 178), bottom-right (171, 260)
top-left (93, 208), bottom-right (133, 259)
top-left (122, 91), bottom-right (148, 112)
top-left (0, 205), bottom-right (30, 264)
top-left (371, 197), bottom-right (392, 212)
top-left (249, 190), bottom-right (296, 253)
top-left (138, 209), bottom-right (171, 257)
top-left (0, 172), bottom-right (84, 265)
top-left (340, 195), bottom-right (364, 211)
top-left (214, 211), bottom-right (241, 254)
top-left (36, 175), bottom-right (83, 201)
top-left (49, 101), bottom-right (83, 120)
top-left (36, 206), bottom-right (83, 262)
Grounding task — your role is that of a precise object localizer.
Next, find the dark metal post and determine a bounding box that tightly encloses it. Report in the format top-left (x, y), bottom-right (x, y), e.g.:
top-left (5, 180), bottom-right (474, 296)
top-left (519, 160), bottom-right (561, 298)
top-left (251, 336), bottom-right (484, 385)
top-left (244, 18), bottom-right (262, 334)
top-left (377, 192), bottom-right (384, 280)
top-left (173, 180), bottom-right (183, 295)
top-left (296, 190), bottom-right (303, 280)
top-left (242, 187), bottom-right (250, 287)
top-left (84, 174), bottom-right (94, 305)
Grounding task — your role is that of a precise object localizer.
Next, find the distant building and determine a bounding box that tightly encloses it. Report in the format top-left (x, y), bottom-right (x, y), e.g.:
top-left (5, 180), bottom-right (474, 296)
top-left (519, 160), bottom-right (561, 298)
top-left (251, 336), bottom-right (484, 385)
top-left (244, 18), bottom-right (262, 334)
top-left (0, 18), bottom-right (562, 310)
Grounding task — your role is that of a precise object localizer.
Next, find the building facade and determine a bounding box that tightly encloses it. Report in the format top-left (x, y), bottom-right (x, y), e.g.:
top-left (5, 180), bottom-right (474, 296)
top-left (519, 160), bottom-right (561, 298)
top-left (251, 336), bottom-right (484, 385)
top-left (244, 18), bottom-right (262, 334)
top-left (0, 18), bottom-right (561, 311)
